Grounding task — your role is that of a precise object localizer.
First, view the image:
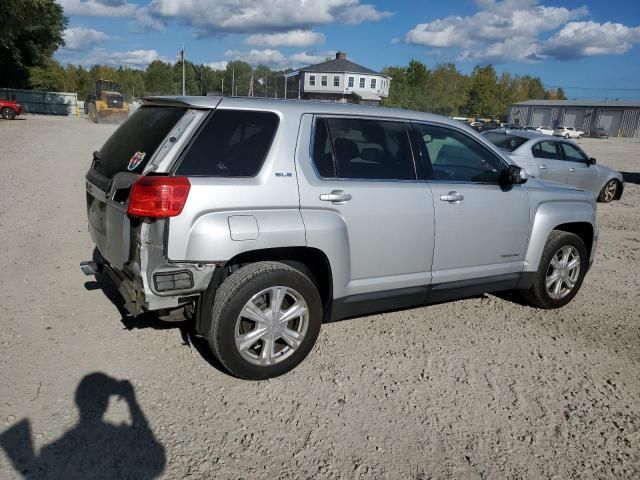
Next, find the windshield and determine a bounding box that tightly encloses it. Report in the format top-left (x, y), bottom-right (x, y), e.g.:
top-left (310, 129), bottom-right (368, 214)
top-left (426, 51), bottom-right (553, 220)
top-left (483, 132), bottom-right (528, 152)
top-left (95, 106), bottom-right (187, 179)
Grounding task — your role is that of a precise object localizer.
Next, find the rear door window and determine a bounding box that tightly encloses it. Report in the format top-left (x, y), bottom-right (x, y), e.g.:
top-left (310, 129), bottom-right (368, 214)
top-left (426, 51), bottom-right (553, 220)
top-left (311, 117), bottom-right (416, 180)
top-left (532, 141), bottom-right (562, 160)
top-left (177, 109), bottom-right (279, 177)
top-left (483, 132), bottom-right (528, 152)
top-left (96, 106), bottom-right (187, 179)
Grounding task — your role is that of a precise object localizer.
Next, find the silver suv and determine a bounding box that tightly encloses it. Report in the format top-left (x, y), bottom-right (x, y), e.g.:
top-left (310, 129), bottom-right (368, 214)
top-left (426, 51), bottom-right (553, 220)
top-left (82, 97), bottom-right (598, 379)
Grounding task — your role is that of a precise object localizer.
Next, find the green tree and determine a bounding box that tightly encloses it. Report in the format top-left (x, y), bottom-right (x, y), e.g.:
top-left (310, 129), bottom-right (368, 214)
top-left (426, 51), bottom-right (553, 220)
top-left (466, 65), bottom-right (499, 117)
top-left (28, 58), bottom-right (65, 91)
top-left (0, 0), bottom-right (67, 88)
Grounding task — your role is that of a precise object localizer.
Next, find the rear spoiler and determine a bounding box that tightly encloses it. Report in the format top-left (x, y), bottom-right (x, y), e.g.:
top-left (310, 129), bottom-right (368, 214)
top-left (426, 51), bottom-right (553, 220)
top-left (140, 96), bottom-right (222, 109)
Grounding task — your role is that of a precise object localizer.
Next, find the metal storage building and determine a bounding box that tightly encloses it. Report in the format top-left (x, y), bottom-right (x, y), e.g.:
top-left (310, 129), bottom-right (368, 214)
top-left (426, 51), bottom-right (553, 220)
top-left (508, 100), bottom-right (640, 137)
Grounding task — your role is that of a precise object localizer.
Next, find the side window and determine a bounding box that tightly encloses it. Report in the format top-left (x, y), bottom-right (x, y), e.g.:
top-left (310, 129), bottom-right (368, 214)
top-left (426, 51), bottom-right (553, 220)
top-left (412, 123), bottom-right (504, 183)
top-left (348, 77), bottom-right (354, 88)
top-left (532, 141), bottom-right (561, 160)
top-left (309, 75), bottom-right (315, 86)
top-left (359, 78), bottom-right (365, 88)
top-left (561, 143), bottom-right (588, 163)
top-left (177, 110), bottom-right (279, 177)
top-left (311, 117), bottom-right (416, 180)
top-left (321, 75), bottom-right (327, 87)
top-left (333, 76), bottom-right (340, 87)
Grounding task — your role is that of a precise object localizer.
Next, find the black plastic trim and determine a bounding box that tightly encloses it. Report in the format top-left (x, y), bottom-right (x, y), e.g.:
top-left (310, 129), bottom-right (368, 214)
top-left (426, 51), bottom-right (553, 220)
top-left (330, 272), bottom-right (525, 321)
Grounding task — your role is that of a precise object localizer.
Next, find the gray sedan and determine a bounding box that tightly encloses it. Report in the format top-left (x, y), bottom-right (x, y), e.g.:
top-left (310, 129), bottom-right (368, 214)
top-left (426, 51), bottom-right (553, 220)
top-left (483, 129), bottom-right (624, 203)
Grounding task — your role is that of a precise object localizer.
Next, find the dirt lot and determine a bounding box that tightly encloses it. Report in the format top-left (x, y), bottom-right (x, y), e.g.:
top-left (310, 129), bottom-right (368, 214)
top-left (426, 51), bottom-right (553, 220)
top-left (1, 114), bottom-right (639, 479)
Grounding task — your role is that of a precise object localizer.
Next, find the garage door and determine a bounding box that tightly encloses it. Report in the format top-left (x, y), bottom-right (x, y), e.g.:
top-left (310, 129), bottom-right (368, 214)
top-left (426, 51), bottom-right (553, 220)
top-left (563, 109), bottom-right (586, 129)
top-left (532, 108), bottom-right (552, 127)
top-left (598, 110), bottom-right (623, 137)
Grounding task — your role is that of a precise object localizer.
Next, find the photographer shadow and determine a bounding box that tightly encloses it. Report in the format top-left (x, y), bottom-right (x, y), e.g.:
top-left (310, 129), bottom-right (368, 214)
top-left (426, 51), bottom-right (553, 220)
top-left (0, 373), bottom-right (166, 479)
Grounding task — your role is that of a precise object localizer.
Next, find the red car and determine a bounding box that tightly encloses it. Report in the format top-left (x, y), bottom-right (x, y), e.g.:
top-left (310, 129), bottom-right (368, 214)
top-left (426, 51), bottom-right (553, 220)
top-left (1, 99), bottom-right (23, 120)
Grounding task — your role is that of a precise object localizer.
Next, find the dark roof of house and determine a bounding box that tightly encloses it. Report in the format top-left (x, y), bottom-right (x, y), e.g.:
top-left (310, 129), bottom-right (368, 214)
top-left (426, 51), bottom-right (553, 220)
top-left (299, 57), bottom-right (380, 75)
top-left (511, 99), bottom-right (640, 108)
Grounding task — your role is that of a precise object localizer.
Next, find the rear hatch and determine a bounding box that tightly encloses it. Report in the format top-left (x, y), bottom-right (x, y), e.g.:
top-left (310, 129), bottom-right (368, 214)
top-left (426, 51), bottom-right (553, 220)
top-left (85, 106), bottom-right (189, 269)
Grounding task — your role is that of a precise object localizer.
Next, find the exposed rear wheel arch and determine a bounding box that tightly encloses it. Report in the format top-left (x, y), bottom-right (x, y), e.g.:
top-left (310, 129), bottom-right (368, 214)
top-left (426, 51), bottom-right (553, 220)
top-left (196, 247), bottom-right (333, 336)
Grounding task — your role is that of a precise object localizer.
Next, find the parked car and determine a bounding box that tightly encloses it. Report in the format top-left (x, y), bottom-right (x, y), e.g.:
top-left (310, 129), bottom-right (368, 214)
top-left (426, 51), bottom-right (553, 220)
top-left (590, 127), bottom-right (609, 138)
top-left (554, 126), bottom-right (584, 139)
top-left (535, 126), bottom-right (554, 135)
top-left (0, 99), bottom-right (23, 120)
top-left (81, 97), bottom-right (598, 379)
top-left (483, 129), bottom-right (623, 203)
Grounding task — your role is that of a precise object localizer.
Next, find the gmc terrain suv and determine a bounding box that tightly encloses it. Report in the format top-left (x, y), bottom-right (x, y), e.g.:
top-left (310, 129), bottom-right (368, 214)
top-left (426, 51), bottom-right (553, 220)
top-left (82, 97), bottom-right (598, 379)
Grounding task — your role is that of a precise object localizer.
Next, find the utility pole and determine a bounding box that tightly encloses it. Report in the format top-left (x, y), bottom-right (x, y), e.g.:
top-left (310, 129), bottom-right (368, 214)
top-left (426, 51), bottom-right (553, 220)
top-left (181, 45), bottom-right (186, 96)
top-left (232, 69), bottom-right (235, 97)
top-left (221, 77), bottom-right (224, 95)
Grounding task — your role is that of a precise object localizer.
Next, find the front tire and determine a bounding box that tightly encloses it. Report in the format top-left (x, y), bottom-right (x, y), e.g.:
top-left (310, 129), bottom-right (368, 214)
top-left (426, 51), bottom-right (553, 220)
top-left (564, 133), bottom-right (570, 139)
top-left (521, 231), bottom-right (588, 309)
top-left (205, 262), bottom-right (322, 380)
top-left (598, 179), bottom-right (619, 203)
top-left (1, 107), bottom-right (16, 120)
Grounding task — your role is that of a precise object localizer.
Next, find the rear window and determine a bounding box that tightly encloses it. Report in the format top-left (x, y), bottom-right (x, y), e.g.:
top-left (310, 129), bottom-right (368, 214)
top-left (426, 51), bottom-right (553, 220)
top-left (176, 109), bottom-right (279, 177)
top-left (96, 106), bottom-right (186, 178)
top-left (483, 132), bottom-right (528, 152)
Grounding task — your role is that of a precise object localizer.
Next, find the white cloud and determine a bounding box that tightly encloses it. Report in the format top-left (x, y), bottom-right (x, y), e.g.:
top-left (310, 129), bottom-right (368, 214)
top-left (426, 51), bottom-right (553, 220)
top-left (206, 61), bottom-right (229, 71)
top-left (542, 21), bottom-right (640, 59)
top-left (148, 0), bottom-right (392, 35)
top-left (335, 4), bottom-right (393, 24)
top-left (62, 27), bottom-right (110, 50)
top-left (62, 48), bottom-right (167, 68)
top-left (222, 49), bottom-right (335, 69)
top-left (403, 0), bottom-right (624, 62)
top-left (58, 0), bottom-right (138, 16)
top-left (245, 30), bottom-right (325, 47)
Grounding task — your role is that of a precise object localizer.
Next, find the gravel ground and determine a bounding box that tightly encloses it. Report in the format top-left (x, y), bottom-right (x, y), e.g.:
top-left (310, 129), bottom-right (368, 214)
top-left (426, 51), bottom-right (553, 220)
top-left (1, 114), bottom-right (639, 479)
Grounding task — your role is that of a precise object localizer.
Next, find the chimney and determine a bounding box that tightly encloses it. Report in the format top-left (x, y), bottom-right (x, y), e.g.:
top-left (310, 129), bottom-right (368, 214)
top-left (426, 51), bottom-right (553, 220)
top-left (336, 51), bottom-right (347, 60)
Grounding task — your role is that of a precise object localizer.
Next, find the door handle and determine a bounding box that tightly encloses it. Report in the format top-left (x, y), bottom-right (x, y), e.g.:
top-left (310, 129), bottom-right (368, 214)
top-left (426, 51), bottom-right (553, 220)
top-left (440, 191), bottom-right (464, 203)
top-left (569, 167), bottom-right (576, 172)
top-left (320, 190), bottom-right (352, 204)
top-left (539, 165), bottom-right (548, 170)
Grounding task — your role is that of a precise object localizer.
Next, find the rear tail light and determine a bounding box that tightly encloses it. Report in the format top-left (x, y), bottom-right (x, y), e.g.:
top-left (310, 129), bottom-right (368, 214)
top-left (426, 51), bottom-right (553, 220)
top-left (127, 176), bottom-right (190, 218)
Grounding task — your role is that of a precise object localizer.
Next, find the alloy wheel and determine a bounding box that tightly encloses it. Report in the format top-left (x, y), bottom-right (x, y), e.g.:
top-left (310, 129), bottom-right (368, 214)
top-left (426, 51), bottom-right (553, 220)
top-left (546, 246), bottom-right (581, 300)
top-left (604, 180), bottom-right (618, 202)
top-left (234, 286), bottom-right (309, 366)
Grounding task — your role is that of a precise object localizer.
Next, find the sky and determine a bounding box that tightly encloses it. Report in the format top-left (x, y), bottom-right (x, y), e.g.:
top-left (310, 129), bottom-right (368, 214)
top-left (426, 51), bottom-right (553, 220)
top-left (54, 0), bottom-right (640, 100)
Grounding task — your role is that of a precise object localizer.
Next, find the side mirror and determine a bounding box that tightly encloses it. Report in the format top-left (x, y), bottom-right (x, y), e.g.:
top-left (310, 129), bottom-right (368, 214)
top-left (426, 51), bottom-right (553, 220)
top-left (589, 157), bottom-right (597, 165)
top-left (505, 164), bottom-right (528, 185)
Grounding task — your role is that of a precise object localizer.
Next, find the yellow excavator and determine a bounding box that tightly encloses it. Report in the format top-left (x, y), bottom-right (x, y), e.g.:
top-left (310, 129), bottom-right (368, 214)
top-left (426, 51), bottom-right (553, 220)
top-left (84, 79), bottom-right (129, 123)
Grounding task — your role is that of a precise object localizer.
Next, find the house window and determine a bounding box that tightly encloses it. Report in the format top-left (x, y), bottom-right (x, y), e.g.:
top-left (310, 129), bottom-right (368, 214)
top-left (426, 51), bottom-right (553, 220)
top-left (309, 75), bottom-right (316, 86)
top-left (359, 77), bottom-right (365, 88)
top-left (348, 77), bottom-right (354, 88)
top-left (321, 75), bottom-right (328, 86)
top-left (333, 75), bottom-right (340, 87)
top-left (370, 78), bottom-right (377, 89)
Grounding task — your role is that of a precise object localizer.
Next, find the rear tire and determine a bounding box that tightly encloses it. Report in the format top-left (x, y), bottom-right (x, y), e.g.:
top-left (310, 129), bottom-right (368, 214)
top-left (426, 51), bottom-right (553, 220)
top-left (521, 230), bottom-right (588, 309)
top-left (1, 107), bottom-right (16, 120)
top-left (564, 133), bottom-right (570, 139)
top-left (598, 179), bottom-right (619, 203)
top-left (205, 261), bottom-right (323, 380)
top-left (578, 134), bottom-right (583, 139)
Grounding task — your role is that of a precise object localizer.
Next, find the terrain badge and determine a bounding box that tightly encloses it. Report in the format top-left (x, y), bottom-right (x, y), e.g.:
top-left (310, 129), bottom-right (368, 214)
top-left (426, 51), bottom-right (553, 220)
top-left (127, 151), bottom-right (146, 171)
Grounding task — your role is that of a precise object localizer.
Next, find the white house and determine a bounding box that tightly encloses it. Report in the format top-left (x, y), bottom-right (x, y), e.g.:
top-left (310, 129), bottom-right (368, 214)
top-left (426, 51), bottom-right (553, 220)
top-left (282, 52), bottom-right (391, 106)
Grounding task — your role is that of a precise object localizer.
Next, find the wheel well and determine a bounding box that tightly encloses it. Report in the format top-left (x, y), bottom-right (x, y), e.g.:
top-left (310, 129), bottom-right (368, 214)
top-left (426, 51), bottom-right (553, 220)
top-left (196, 247), bottom-right (333, 332)
top-left (554, 222), bottom-right (594, 258)
top-left (615, 179), bottom-right (624, 200)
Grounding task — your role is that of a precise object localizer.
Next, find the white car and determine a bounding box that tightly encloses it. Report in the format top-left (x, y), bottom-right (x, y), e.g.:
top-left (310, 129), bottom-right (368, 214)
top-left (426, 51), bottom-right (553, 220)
top-left (535, 126), bottom-right (554, 135)
top-left (554, 126), bottom-right (584, 139)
